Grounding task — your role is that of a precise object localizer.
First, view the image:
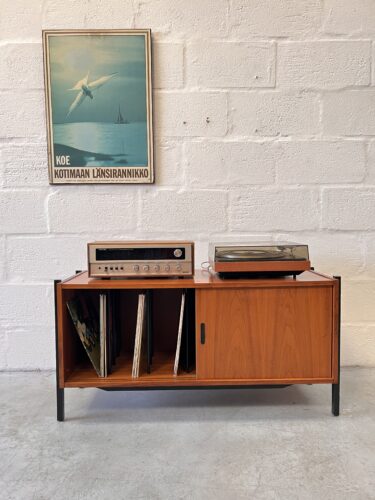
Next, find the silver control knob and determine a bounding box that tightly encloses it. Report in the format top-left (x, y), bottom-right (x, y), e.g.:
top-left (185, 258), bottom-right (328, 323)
top-left (133, 265), bottom-right (139, 272)
top-left (154, 265), bottom-right (160, 271)
top-left (143, 265), bottom-right (149, 271)
top-left (176, 265), bottom-right (182, 272)
top-left (174, 248), bottom-right (183, 258)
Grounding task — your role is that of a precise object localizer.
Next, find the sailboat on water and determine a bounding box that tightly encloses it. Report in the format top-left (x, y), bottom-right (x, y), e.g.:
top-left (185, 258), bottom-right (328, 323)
top-left (116, 104), bottom-right (129, 124)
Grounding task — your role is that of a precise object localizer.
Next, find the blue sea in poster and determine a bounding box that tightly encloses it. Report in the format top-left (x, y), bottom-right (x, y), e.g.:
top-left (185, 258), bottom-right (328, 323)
top-left (53, 122), bottom-right (148, 167)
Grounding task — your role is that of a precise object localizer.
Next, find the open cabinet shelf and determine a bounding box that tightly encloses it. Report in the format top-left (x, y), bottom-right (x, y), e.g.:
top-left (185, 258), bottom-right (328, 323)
top-left (58, 284), bottom-right (196, 386)
top-left (65, 353), bottom-right (196, 388)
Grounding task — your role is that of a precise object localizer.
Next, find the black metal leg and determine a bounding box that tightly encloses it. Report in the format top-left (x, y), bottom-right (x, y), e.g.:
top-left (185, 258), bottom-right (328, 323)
top-left (332, 383), bottom-right (340, 416)
top-left (57, 387), bottom-right (65, 422)
top-left (54, 279), bottom-right (64, 422)
top-left (332, 276), bottom-right (341, 417)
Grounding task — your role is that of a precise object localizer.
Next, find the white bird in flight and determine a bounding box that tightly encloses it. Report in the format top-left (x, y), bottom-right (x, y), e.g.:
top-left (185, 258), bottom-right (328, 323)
top-left (66, 71), bottom-right (117, 117)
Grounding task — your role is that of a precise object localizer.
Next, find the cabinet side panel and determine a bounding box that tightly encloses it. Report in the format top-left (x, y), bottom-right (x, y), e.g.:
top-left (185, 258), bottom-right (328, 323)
top-left (56, 284), bottom-right (64, 388)
top-left (332, 279), bottom-right (340, 383)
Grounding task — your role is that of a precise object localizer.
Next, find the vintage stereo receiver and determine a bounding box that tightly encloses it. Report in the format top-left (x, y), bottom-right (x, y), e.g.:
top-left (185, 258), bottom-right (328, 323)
top-left (209, 242), bottom-right (311, 277)
top-left (88, 241), bottom-right (194, 278)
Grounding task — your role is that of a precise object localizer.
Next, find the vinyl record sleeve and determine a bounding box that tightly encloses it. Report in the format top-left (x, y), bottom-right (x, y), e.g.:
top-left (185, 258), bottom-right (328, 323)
top-left (67, 296), bottom-right (101, 377)
top-left (174, 292), bottom-right (185, 376)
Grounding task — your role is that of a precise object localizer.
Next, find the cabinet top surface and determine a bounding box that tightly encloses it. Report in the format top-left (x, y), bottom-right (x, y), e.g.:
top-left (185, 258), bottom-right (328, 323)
top-left (60, 270), bottom-right (336, 289)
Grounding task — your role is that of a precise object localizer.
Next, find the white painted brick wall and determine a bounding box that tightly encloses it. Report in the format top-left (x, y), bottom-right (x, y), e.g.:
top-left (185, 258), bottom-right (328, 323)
top-left (7, 236), bottom-right (88, 283)
top-left (230, 188), bottom-right (320, 231)
top-left (0, 191), bottom-right (47, 234)
top-left (230, 0), bottom-right (322, 38)
top-left (48, 191), bottom-right (138, 233)
top-left (276, 232), bottom-right (365, 279)
top-left (0, 0), bottom-right (42, 39)
top-left (1, 0), bottom-right (375, 369)
top-left (154, 140), bottom-right (184, 186)
top-left (0, 237), bottom-right (5, 282)
top-left (84, 0), bottom-right (135, 28)
top-left (2, 144), bottom-right (48, 187)
top-left (186, 141), bottom-right (275, 186)
top-left (322, 188), bottom-right (375, 230)
top-left (141, 190), bottom-right (228, 232)
top-left (343, 281), bottom-right (375, 322)
top-left (0, 285), bottom-right (53, 328)
top-left (323, 91), bottom-right (375, 135)
top-left (0, 92), bottom-right (46, 139)
top-left (187, 41), bottom-right (275, 88)
top-left (363, 237), bottom-right (375, 278)
top-left (322, 0), bottom-right (375, 37)
top-left (275, 141), bottom-right (366, 184)
top-left (155, 92), bottom-right (228, 137)
top-left (41, 1), bottom-right (78, 26)
top-left (0, 149), bottom-right (4, 188)
top-left (135, 0), bottom-right (228, 38)
top-left (342, 325), bottom-right (375, 366)
top-left (0, 43), bottom-right (44, 90)
top-left (277, 42), bottom-right (371, 89)
top-left (153, 43), bottom-right (184, 89)
top-left (230, 92), bottom-right (320, 136)
top-left (367, 141), bottom-right (375, 183)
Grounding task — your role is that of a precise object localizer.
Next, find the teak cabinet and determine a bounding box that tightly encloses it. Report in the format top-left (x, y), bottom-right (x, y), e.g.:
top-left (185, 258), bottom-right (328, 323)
top-left (54, 270), bottom-right (341, 421)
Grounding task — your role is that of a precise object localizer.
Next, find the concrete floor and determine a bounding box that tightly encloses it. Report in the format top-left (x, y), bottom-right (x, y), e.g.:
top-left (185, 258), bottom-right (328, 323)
top-left (0, 369), bottom-right (374, 500)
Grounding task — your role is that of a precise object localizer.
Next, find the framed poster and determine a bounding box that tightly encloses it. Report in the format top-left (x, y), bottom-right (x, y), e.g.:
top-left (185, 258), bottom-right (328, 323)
top-left (43, 29), bottom-right (153, 184)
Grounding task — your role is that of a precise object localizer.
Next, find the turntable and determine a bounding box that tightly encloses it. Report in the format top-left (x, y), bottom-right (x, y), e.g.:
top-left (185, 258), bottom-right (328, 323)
top-left (209, 242), bottom-right (311, 278)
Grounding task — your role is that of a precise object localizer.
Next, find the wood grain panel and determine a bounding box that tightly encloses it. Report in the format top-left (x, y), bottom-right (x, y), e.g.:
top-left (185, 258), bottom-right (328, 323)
top-left (61, 270), bottom-right (334, 289)
top-left (332, 278), bottom-right (340, 383)
top-left (64, 353), bottom-right (196, 387)
top-left (196, 287), bottom-right (333, 380)
top-left (64, 353), bottom-right (332, 388)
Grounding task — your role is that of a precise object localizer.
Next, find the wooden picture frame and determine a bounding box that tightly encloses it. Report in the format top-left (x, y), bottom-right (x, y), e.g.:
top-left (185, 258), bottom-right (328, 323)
top-left (43, 29), bottom-right (154, 184)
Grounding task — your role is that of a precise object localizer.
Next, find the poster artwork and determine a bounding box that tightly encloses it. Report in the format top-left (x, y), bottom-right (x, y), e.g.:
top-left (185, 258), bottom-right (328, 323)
top-left (43, 30), bottom-right (153, 184)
